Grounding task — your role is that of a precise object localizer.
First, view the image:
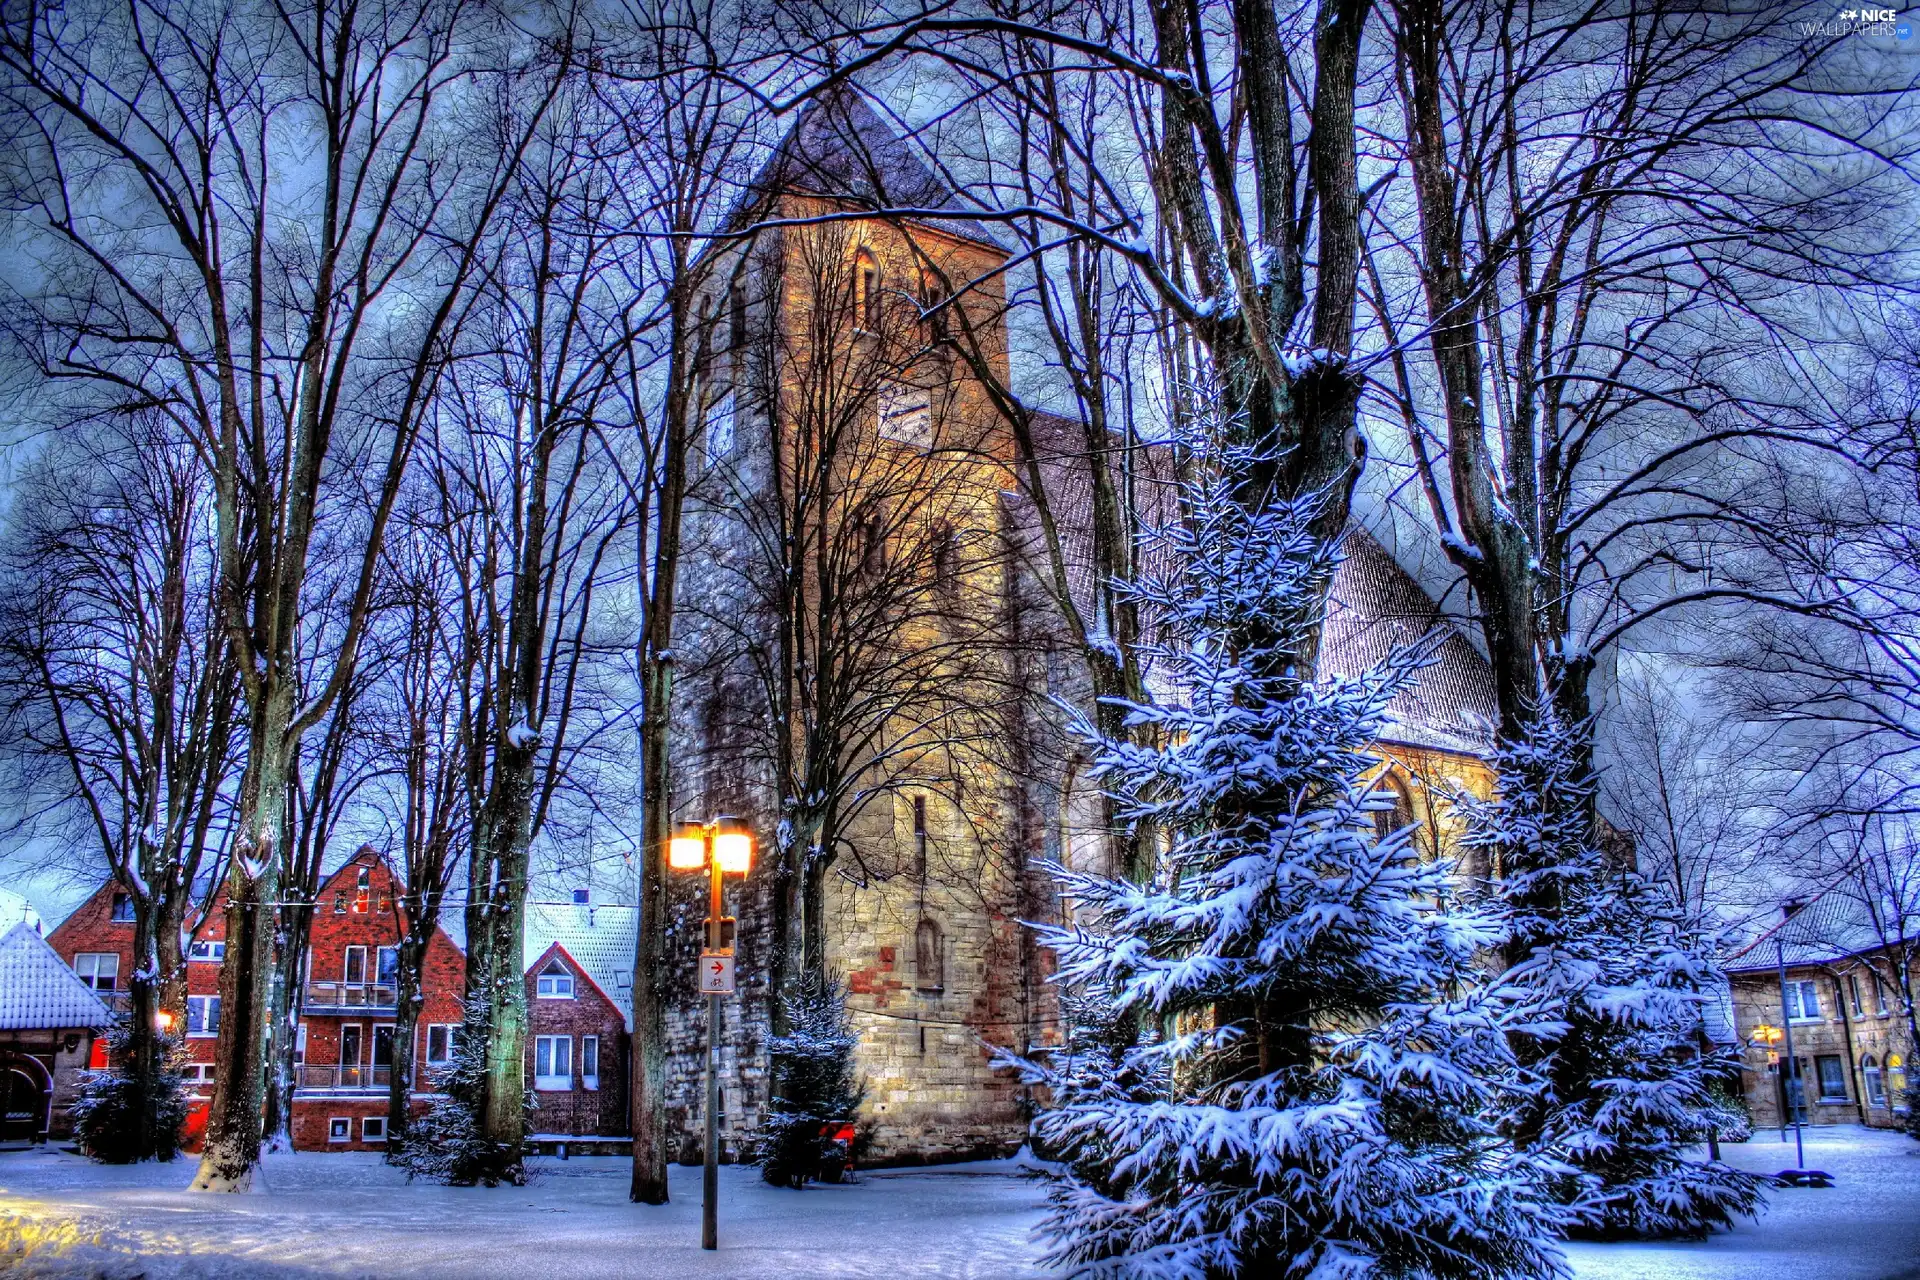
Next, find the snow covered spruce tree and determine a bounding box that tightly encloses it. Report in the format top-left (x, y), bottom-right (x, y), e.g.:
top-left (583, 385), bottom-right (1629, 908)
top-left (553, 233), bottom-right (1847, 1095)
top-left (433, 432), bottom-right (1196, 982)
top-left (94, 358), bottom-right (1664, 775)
top-left (1023, 441), bottom-right (1562, 1279)
top-left (1458, 716), bottom-right (1762, 1239)
top-left (398, 996), bottom-right (532, 1185)
top-left (756, 974), bottom-right (865, 1188)
top-left (71, 1023), bottom-right (192, 1164)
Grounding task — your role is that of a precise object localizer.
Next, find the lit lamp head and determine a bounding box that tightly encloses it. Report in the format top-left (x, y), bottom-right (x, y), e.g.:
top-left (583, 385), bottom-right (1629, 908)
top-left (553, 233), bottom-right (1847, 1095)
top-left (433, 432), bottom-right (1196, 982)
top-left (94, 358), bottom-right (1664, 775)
top-left (155, 1011), bottom-right (174, 1032)
top-left (668, 822), bottom-right (709, 871)
top-left (712, 816), bottom-right (754, 875)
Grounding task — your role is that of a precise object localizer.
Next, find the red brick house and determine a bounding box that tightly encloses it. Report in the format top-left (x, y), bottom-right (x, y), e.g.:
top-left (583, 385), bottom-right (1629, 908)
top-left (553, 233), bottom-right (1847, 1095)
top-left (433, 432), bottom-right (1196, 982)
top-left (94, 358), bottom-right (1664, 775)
top-left (45, 878), bottom-right (227, 1102)
top-left (291, 848), bottom-right (467, 1151)
top-left (522, 898), bottom-right (633, 1144)
top-left (45, 860), bottom-right (632, 1151)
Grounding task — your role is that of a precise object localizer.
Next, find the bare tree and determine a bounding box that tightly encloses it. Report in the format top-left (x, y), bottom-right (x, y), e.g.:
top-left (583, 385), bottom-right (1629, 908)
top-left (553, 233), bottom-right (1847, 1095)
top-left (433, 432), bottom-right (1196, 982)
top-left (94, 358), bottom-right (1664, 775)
top-left (0, 414), bottom-right (240, 1161)
top-left (0, 0), bottom-right (570, 1188)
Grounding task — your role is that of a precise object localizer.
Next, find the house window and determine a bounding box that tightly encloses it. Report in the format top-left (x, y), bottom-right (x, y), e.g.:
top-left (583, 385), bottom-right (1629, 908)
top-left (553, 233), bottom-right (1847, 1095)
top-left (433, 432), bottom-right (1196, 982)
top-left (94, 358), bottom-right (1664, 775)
top-left (536, 961), bottom-right (575, 999)
top-left (188, 940), bottom-right (225, 963)
top-left (425, 1024), bottom-right (457, 1068)
top-left (1815, 1054), bottom-right (1848, 1102)
top-left (1371, 775), bottom-right (1418, 846)
top-left (110, 892), bottom-right (135, 923)
top-left (1850, 975), bottom-right (1865, 1017)
top-left (184, 1063), bottom-right (216, 1084)
top-left (344, 946), bottom-right (367, 986)
top-left (572, 888), bottom-right (591, 906)
top-left (914, 917), bottom-right (944, 992)
top-left (1864, 1054), bottom-right (1886, 1107)
top-left (1875, 976), bottom-right (1890, 1016)
top-left (376, 946), bottom-right (399, 986)
top-left (729, 283), bottom-right (747, 351)
top-left (328, 1117), bottom-right (351, 1143)
top-left (918, 270), bottom-right (947, 339)
top-left (581, 1036), bottom-right (599, 1091)
top-left (295, 1021), bottom-right (307, 1065)
top-left (362, 1115), bottom-right (386, 1143)
top-left (187, 995), bottom-right (221, 1038)
top-left (1784, 979), bottom-right (1822, 1022)
top-left (353, 867), bottom-right (371, 913)
top-left (1889, 1054), bottom-right (1908, 1110)
top-left (73, 953), bottom-right (119, 992)
top-left (334, 891), bottom-right (347, 914)
top-left (534, 1035), bottom-right (572, 1091)
top-left (373, 1026), bottom-right (394, 1070)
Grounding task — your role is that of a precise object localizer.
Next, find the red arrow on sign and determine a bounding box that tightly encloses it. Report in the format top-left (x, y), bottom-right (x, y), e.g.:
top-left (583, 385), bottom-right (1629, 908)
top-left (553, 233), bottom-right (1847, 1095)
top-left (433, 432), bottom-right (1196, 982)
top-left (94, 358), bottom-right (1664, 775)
top-left (710, 961), bottom-right (725, 975)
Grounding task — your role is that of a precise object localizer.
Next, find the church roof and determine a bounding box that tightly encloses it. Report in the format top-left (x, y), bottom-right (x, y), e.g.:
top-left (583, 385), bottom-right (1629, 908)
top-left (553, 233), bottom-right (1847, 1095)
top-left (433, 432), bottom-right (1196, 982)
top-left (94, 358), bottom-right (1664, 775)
top-left (744, 85), bottom-right (1008, 253)
top-left (1008, 409), bottom-right (1497, 756)
top-left (0, 921), bottom-right (113, 1030)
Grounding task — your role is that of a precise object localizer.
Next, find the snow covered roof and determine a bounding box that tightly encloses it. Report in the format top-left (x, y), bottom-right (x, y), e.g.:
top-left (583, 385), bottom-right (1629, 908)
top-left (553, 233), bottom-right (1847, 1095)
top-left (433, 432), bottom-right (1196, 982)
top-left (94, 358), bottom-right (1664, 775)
top-left (1007, 412), bottom-right (1497, 757)
top-left (1724, 889), bottom-right (1916, 974)
top-left (0, 921), bottom-right (113, 1030)
top-left (522, 902), bottom-right (636, 1029)
top-left (741, 84), bottom-right (1008, 254)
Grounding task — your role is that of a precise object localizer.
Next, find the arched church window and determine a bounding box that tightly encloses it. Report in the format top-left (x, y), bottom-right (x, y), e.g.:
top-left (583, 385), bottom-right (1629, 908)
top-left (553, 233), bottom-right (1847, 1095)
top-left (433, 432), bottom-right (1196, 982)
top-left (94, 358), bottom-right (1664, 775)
top-left (914, 917), bottom-right (944, 992)
top-left (1372, 774), bottom-right (1418, 847)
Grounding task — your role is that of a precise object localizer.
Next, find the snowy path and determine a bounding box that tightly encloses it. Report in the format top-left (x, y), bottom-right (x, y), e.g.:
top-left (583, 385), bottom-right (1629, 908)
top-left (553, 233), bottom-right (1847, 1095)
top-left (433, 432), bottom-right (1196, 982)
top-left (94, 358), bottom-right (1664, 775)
top-left (1564, 1125), bottom-right (1920, 1280)
top-left (0, 1150), bottom-right (1047, 1279)
top-left (1, 1126), bottom-right (1915, 1278)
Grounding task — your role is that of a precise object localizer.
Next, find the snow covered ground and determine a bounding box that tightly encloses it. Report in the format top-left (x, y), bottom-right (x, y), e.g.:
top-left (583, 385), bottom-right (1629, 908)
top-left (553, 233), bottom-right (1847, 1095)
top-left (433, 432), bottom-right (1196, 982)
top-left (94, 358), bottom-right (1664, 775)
top-left (1564, 1125), bottom-right (1920, 1280)
top-left (0, 1124), bottom-right (1914, 1278)
top-left (0, 1150), bottom-right (1046, 1279)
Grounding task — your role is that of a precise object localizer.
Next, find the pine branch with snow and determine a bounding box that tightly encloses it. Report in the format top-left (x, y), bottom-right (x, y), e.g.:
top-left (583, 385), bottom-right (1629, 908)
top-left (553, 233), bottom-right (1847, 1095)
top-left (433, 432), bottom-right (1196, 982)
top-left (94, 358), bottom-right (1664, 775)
top-left (1017, 456), bottom-right (1563, 1279)
top-left (1459, 715), bottom-right (1765, 1240)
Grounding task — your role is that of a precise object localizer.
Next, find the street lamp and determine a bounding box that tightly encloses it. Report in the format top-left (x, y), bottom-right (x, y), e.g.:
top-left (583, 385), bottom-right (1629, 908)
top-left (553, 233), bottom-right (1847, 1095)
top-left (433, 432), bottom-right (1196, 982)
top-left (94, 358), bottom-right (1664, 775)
top-left (669, 815), bottom-right (754, 1251)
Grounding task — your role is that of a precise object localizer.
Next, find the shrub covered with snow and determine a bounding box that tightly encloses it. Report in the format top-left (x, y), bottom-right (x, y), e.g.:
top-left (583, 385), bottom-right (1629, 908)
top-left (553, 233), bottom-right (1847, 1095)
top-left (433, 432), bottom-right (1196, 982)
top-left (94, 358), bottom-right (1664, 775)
top-left (397, 996), bottom-right (532, 1186)
top-left (70, 1023), bottom-right (191, 1164)
top-left (756, 973), bottom-right (865, 1188)
top-left (1015, 457), bottom-right (1563, 1279)
top-left (1459, 717), bottom-right (1764, 1240)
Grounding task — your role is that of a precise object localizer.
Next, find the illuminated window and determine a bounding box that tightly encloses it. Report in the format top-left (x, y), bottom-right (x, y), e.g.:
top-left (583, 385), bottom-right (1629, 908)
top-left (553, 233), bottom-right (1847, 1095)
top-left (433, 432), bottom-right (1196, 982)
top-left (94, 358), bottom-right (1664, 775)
top-left (73, 953), bottom-right (119, 992)
top-left (1890, 1054), bottom-right (1908, 1111)
top-left (534, 1035), bottom-right (572, 1091)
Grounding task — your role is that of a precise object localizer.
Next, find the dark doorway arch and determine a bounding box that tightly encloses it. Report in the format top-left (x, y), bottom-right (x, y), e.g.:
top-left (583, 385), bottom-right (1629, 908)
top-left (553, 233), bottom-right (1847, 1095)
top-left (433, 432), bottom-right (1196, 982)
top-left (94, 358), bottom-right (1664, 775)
top-left (0, 1052), bottom-right (52, 1145)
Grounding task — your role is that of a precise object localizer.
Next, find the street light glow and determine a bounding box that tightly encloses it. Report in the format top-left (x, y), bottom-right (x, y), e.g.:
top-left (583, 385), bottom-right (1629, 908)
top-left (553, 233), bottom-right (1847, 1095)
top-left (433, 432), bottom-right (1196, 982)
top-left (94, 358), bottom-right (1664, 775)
top-left (669, 822), bottom-right (708, 870)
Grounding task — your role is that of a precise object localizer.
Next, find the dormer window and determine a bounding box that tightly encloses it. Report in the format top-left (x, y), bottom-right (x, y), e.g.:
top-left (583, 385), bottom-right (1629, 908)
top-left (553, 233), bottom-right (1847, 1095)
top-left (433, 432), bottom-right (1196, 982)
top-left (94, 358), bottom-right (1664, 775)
top-left (536, 961), bottom-right (575, 999)
top-left (110, 892), bottom-right (135, 923)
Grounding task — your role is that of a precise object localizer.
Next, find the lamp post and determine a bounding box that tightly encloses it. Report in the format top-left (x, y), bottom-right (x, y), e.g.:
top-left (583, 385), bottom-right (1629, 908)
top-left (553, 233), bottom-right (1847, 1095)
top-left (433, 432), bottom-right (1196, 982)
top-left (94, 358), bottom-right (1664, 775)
top-left (1776, 934), bottom-right (1806, 1171)
top-left (669, 816), bottom-right (753, 1252)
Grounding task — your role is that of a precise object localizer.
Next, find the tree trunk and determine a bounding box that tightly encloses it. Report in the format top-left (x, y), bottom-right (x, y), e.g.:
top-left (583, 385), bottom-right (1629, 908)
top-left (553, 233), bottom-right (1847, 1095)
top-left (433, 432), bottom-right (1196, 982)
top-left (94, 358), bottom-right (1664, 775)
top-left (630, 653), bottom-right (673, 1203)
top-left (386, 929), bottom-right (427, 1156)
top-left (471, 751), bottom-right (536, 1180)
top-left (191, 697), bottom-right (293, 1192)
top-left (261, 901), bottom-right (309, 1153)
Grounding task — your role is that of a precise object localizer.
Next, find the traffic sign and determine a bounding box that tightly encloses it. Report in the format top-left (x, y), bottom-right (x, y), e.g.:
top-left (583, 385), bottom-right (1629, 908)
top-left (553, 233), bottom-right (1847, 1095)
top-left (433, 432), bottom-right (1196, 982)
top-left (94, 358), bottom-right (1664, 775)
top-left (699, 950), bottom-right (736, 994)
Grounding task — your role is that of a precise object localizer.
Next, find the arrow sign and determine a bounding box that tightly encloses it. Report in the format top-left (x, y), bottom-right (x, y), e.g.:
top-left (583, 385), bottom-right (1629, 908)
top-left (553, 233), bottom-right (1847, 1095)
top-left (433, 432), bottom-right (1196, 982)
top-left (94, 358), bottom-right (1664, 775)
top-left (699, 950), bottom-right (736, 995)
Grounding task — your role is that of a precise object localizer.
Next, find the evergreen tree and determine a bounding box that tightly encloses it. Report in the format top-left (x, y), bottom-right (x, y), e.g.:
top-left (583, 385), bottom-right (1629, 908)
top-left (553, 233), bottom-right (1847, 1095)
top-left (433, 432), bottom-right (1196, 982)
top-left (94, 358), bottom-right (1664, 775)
top-left (1459, 716), bottom-right (1764, 1240)
top-left (71, 1023), bottom-right (192, 1164)
top-left (398, 995), bottom-right (532, 1185)
top-left (756, 973), bottom-right (864, 1188)
top-left (1022, 452), bottom-right (1563, 1279)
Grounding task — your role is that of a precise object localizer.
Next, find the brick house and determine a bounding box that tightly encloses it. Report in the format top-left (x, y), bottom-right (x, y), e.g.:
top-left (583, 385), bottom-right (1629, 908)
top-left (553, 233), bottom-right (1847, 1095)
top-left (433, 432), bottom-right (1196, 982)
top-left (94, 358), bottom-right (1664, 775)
top-left (291, 847), bottom-right (467, 1151)
top-left (522, 897), bottom-right (631, 1142)
top-left (1726, 892), bottom-right (1917, 1131)
top-left (45, 878), bottom-right (227, 1104)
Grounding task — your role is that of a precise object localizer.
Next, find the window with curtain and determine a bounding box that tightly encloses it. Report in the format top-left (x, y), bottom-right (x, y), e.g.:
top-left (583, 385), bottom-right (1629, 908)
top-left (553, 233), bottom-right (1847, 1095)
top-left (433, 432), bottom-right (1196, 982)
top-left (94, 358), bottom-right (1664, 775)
top-left (534, 1035), bottom-right (572, 1091)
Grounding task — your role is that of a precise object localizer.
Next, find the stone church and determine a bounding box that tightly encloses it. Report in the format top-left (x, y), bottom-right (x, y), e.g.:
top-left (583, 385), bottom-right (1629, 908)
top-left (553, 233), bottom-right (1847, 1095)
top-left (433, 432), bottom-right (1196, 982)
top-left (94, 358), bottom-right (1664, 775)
top-left (659, 88), bottom-right (1502, 1166)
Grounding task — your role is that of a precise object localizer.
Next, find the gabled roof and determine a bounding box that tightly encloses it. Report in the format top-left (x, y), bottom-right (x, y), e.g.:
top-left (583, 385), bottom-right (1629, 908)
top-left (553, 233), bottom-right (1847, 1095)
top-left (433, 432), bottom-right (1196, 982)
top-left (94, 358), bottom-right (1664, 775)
top-left (744, 84), bottom-right (1008, 254)
top-left (0, 922), bottom-right (113, 1030)
top-left (523, 902), bottom-right (636, 1030)
top-left (1007, 412), bottom-right (1498, 756)
top-left (1725, 887), bottom-right (1917, 973)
